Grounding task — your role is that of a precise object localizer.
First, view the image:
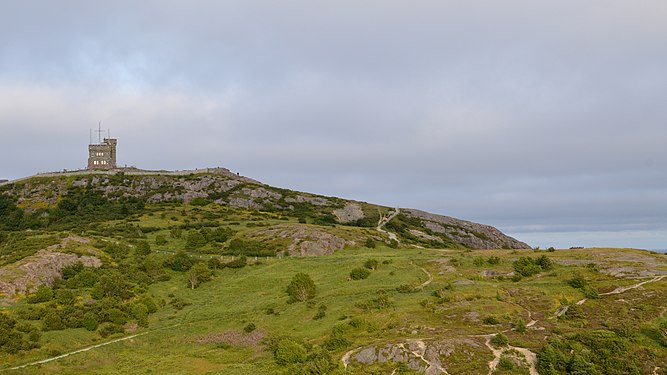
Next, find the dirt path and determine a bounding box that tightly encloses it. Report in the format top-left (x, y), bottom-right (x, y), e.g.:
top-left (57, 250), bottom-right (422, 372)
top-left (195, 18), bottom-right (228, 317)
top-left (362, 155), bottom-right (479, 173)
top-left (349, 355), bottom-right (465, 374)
top-left (398, 340), bottom-right (450, 375)
top-left (341, 347), bottom-right (362, 370)
top-left (483, 335), bottom-right (538, 375)
top-left (417, 267), bottom-right (433, 289)
top-left (377, 208), bottom-right (400, 242)
top-left (4, 332), bottom-right (147, 371)
top-left (553, 275), bottom-right (666, 319)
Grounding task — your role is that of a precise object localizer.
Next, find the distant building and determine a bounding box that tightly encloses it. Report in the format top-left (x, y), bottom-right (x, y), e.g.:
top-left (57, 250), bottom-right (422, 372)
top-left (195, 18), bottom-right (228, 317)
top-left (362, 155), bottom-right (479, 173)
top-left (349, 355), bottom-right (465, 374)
top-left (88, 137), bottom-right (117, 170)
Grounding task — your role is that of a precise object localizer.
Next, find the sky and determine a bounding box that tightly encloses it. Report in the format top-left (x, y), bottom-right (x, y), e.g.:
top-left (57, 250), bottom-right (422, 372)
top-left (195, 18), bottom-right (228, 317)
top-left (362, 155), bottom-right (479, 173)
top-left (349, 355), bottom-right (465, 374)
top-left (1, 1), bottom-right (666, 249)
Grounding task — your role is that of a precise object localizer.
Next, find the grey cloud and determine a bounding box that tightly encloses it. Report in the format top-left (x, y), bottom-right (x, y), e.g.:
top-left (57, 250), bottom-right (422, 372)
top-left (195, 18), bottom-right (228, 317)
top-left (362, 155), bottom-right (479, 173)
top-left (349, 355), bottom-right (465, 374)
top-left (1, 1), bottom-right (666, 248)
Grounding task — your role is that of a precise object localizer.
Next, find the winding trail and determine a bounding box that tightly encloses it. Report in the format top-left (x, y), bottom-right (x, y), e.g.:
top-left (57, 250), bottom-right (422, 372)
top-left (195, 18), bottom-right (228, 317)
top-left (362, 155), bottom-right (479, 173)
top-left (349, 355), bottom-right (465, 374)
top-left (417, 267), bottom-right (433, 289)
top-left (482, 335), bottom-right (538, 375)
top-left (4, 332), bottom-right (147, 371)
top-left (552, 274), bottom-right (666, 319)
top-left (377, 208), bottom-right (400, 242)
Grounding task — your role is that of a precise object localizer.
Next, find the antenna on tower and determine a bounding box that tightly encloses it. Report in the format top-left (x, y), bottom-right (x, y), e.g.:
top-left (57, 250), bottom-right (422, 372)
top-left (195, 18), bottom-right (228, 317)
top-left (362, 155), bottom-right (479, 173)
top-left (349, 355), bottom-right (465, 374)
top-left (89, 128), bottom-right (92, 144)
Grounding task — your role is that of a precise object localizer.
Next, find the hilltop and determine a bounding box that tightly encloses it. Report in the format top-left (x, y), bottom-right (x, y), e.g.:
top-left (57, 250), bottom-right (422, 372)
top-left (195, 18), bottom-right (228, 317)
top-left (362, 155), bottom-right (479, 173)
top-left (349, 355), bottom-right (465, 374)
top-left (1, 169), bottom-right (666, 374)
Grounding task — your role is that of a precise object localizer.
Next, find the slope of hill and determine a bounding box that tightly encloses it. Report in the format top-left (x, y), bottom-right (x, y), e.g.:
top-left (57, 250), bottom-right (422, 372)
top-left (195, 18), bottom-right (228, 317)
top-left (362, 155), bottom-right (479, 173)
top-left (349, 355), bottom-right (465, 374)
top-left (2, 169), bottom-right (665, 374)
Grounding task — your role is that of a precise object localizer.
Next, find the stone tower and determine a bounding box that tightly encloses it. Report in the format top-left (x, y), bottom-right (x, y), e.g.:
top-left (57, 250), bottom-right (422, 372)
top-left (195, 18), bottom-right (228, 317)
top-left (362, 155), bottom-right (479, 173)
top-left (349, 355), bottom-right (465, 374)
top-left (88, 137), bottom-right (117, 170)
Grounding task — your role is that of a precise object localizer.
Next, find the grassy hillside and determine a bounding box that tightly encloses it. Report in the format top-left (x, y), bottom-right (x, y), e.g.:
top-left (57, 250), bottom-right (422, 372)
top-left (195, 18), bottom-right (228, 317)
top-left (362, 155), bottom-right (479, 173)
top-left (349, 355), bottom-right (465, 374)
top-left (0, 172), bottom-right (666, 374)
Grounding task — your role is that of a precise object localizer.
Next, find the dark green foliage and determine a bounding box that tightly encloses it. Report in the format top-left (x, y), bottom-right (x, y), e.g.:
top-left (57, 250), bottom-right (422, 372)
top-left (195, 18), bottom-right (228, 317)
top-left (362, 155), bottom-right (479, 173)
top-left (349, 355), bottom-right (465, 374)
top-left (83, 312), bottom-right (98, 331)
top-left (97, 323), bottom-right (125, 338)
top-left (513, 256), bottom-right (544, 277)
top-left (355, 290), bottom-right (393, 311)
top-left (0, 313), bottom-right (31, 354)
top-left (363, 258), bottom-right (378, 270)
top-left (61, 262), bottom-right (84, 280)
top-left (313, 305), bottom-right (327, 320)
top-left (487, 256), bottom-right (501, 265)
top-left (473, 256), bottom-right (485, 266)
top-left (274, 338), bottom-right (308, 365)
top-left (349, 267), bottom-right (371, 280)
top-left (131, 303), bottom-right (149, 327)
top-left (515, 318), bottom-right (527, 334)
top-left (535, 255), bottom-right (553, 270)
top-left (27, 285), bottom-right (53, 304)
top-left (0, 232), bottom-right (61, 266)
top-left (185, 230), bottom-right (208, 249)
top-left (187, 262), bottom-right (213, 289)
top-left (364, 238), bottom-right (376, 248)
top-left (490, 333), bottom-right (509, 347)
top-left (498, 355), bottom-right (514, 370)
top-left (244, 323), bottom-right (257, 333)
top-left (537, 331), bottom-right (642, 375)
top-left (135, 241), bottom-right (152, 255)
top-left (202, 227), bottom-right (234, 243)
top-left (155, 234), bottom-right (167, 246)
top-left (286, 273), bottom-right (316, 302)
top-left (483, 316), bottom-right (500, 325)
top-left (396, 284), bottom-right (416, 293)
top-left (55, 289), bottom-right (76, 306)
top-left (94, 270), bottom-right (134, 299)
top-left (165, 251), bottom-right (195, 272)
top-left (226, 255), bottom-right (247, 269)
top-left (568, 273), bottom-right (588, 289)
top-left (41, 310), bottom-right (65, 331)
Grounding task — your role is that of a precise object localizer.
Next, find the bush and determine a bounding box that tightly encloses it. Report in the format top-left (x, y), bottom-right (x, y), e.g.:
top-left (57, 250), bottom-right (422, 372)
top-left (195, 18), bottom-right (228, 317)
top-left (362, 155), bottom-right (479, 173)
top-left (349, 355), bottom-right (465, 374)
top-left (97, 323), bottom-right (125, 338)
top-left (535, 255), bottom-right (553, 270)
top-left (473, 257), bottom-right (485, 266)
top-left (244, 323), bottom-right (257, 333)
top-left (187, 262), bottom-right (213, 289)
top-left (165, 251), bottom-right (194, 272)
top-left (42, 311), bottom-right (65, 331)
top-left (487, 256), bottom-right (501, 265)
top-left (274, 338), bottom-right (308, 365)
top-left (55, 289), bottom-right (76, 306)
top-left (135, 241), bottom-right (151, 256)
top-left (226, 255), bottom-right (247, 269)
top-left (155, 235), bottom-right (167, 246)
top-left (396, 284), bottom-right (416, 293)
top-left (349, 268), bottom-right (371, 280)
top-left (83, 312), bottom-right (98, 331)
top-left (313, 305), bottom-right (327, 320)
top-left (61, 262), bottom-right (84, 280)
top-left (364, 238), bottom-right (376, 248)
top-left (514, 257), bottom-right (542, 277)
top-left (286, 273), bottom-right (316, 302)
top-left (498, 355), bottom-right (514, 370)
top-left (568, 273), bottom-right (588, 289)
top-left (185, 230), bottom-right (208, 249)
top-left (364, 258), bottom-right (378, 270)
top-left (490, 333), bottom-right (509, 347)
top-left (483, 316), bottom-right (500, 325)
top-left (515, 318), bottom-right (527, 334)
top-left (27, 285), bottom-right (53, 304)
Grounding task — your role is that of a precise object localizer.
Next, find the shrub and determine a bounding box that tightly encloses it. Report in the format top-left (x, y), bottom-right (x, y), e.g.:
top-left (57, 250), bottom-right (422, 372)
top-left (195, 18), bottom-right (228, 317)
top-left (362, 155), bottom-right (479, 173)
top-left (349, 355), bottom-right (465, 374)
top-left (487, 256), bottom-right (501, 265)
top-left (364, 238), bottom-right (376, 248)
top-left (286, 273), bottom-right (316, 302)
top-left (388, 239), bottom-right (399, 249)
top-left (473, 257), bottom-right (485, 266)
top-left (483, 316), bottom-right (500, 325)
top-left (135, 241), bottom-right (151, 256)
top-left (535, 255), bottom-right (553, 270)
top-left (155, 234), bottom-right (167, 246)
top-left (274, 338), bottom-right (308, 365)
top-left (313, 305), bottom-right (327, 320)
top-left (244, 323), bottom-right (257, 333)
top-left (396, 284), bottom-right (416, 293)
top-left (97, 323), bottom-right (125, 338)
top-left (349, 267), bottom-right (371, 280)
top-left (364, 258), bottom-right (378, 270)
top-left (515, 318), bottom-right (527, 334)
top-left (498, 355), bottom-right (514, 370)
top-left (27, 285), bottom-right (53, 304)
top-left (55, 289), bottom-right (76, 306)
top-left (61, 262), bottom-right (84, 280)
top-left (166, 251), bottom-right (194, 272)
top-left (568, 273), bottom-right (587, 289)
top-left (42, 311), bottom-right (65, 331)
top-left (490, 333), bottom-right (509, 347)
top-left (83, 312), bottom-right (98, 331)
top-left (226, 255), bottom-right (247, 269)
top-left (513, 257), bottom-right (542, 277)
top-left (185, 230), bottom-right (207, 249)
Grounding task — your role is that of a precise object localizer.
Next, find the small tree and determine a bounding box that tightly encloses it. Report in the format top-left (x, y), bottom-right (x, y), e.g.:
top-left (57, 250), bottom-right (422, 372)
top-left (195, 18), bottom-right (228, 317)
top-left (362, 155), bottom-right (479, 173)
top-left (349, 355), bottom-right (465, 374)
top-left (490, 333), bottom-right (509, 347)
top-left (515, 318), bottom-right (527, 334)
top-left (83, 312), bottom-right (98, 331)
top-left (286, 273), bottom-right (316, 303)
top-left (28, 285), bottom-right (53, 304)
top-left (364, 238), bottom-right (376, 249)
top-left (186, 230), bottom-right (207, 249)
top-left (188, 262), bottom-right (213, 289)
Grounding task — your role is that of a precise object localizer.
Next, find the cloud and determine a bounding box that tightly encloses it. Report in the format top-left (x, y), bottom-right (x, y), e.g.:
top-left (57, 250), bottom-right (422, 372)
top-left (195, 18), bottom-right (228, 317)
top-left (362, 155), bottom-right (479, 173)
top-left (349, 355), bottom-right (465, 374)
top-left (1, 1), bottom-right (666, 247)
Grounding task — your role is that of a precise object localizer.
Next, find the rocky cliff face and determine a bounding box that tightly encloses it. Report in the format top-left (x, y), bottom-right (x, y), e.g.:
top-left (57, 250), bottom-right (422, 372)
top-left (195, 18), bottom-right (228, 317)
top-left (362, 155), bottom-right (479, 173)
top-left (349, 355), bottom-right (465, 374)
top-left (403, 209), bottom-right (530, 250)
top-left (1, 169), bottom-right (529, 250)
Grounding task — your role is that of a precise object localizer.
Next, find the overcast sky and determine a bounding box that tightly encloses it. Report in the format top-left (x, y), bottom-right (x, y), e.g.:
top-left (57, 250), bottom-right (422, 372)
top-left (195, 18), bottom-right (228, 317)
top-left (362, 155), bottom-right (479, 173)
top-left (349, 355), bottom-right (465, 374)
top-left (1, 1), bottom-right (666, 249)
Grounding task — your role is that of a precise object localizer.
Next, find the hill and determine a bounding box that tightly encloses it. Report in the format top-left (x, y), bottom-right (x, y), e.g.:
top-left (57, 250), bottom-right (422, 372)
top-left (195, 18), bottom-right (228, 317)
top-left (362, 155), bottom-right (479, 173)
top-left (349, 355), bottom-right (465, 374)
top-left (1, 169), bottom-right (666, 374)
